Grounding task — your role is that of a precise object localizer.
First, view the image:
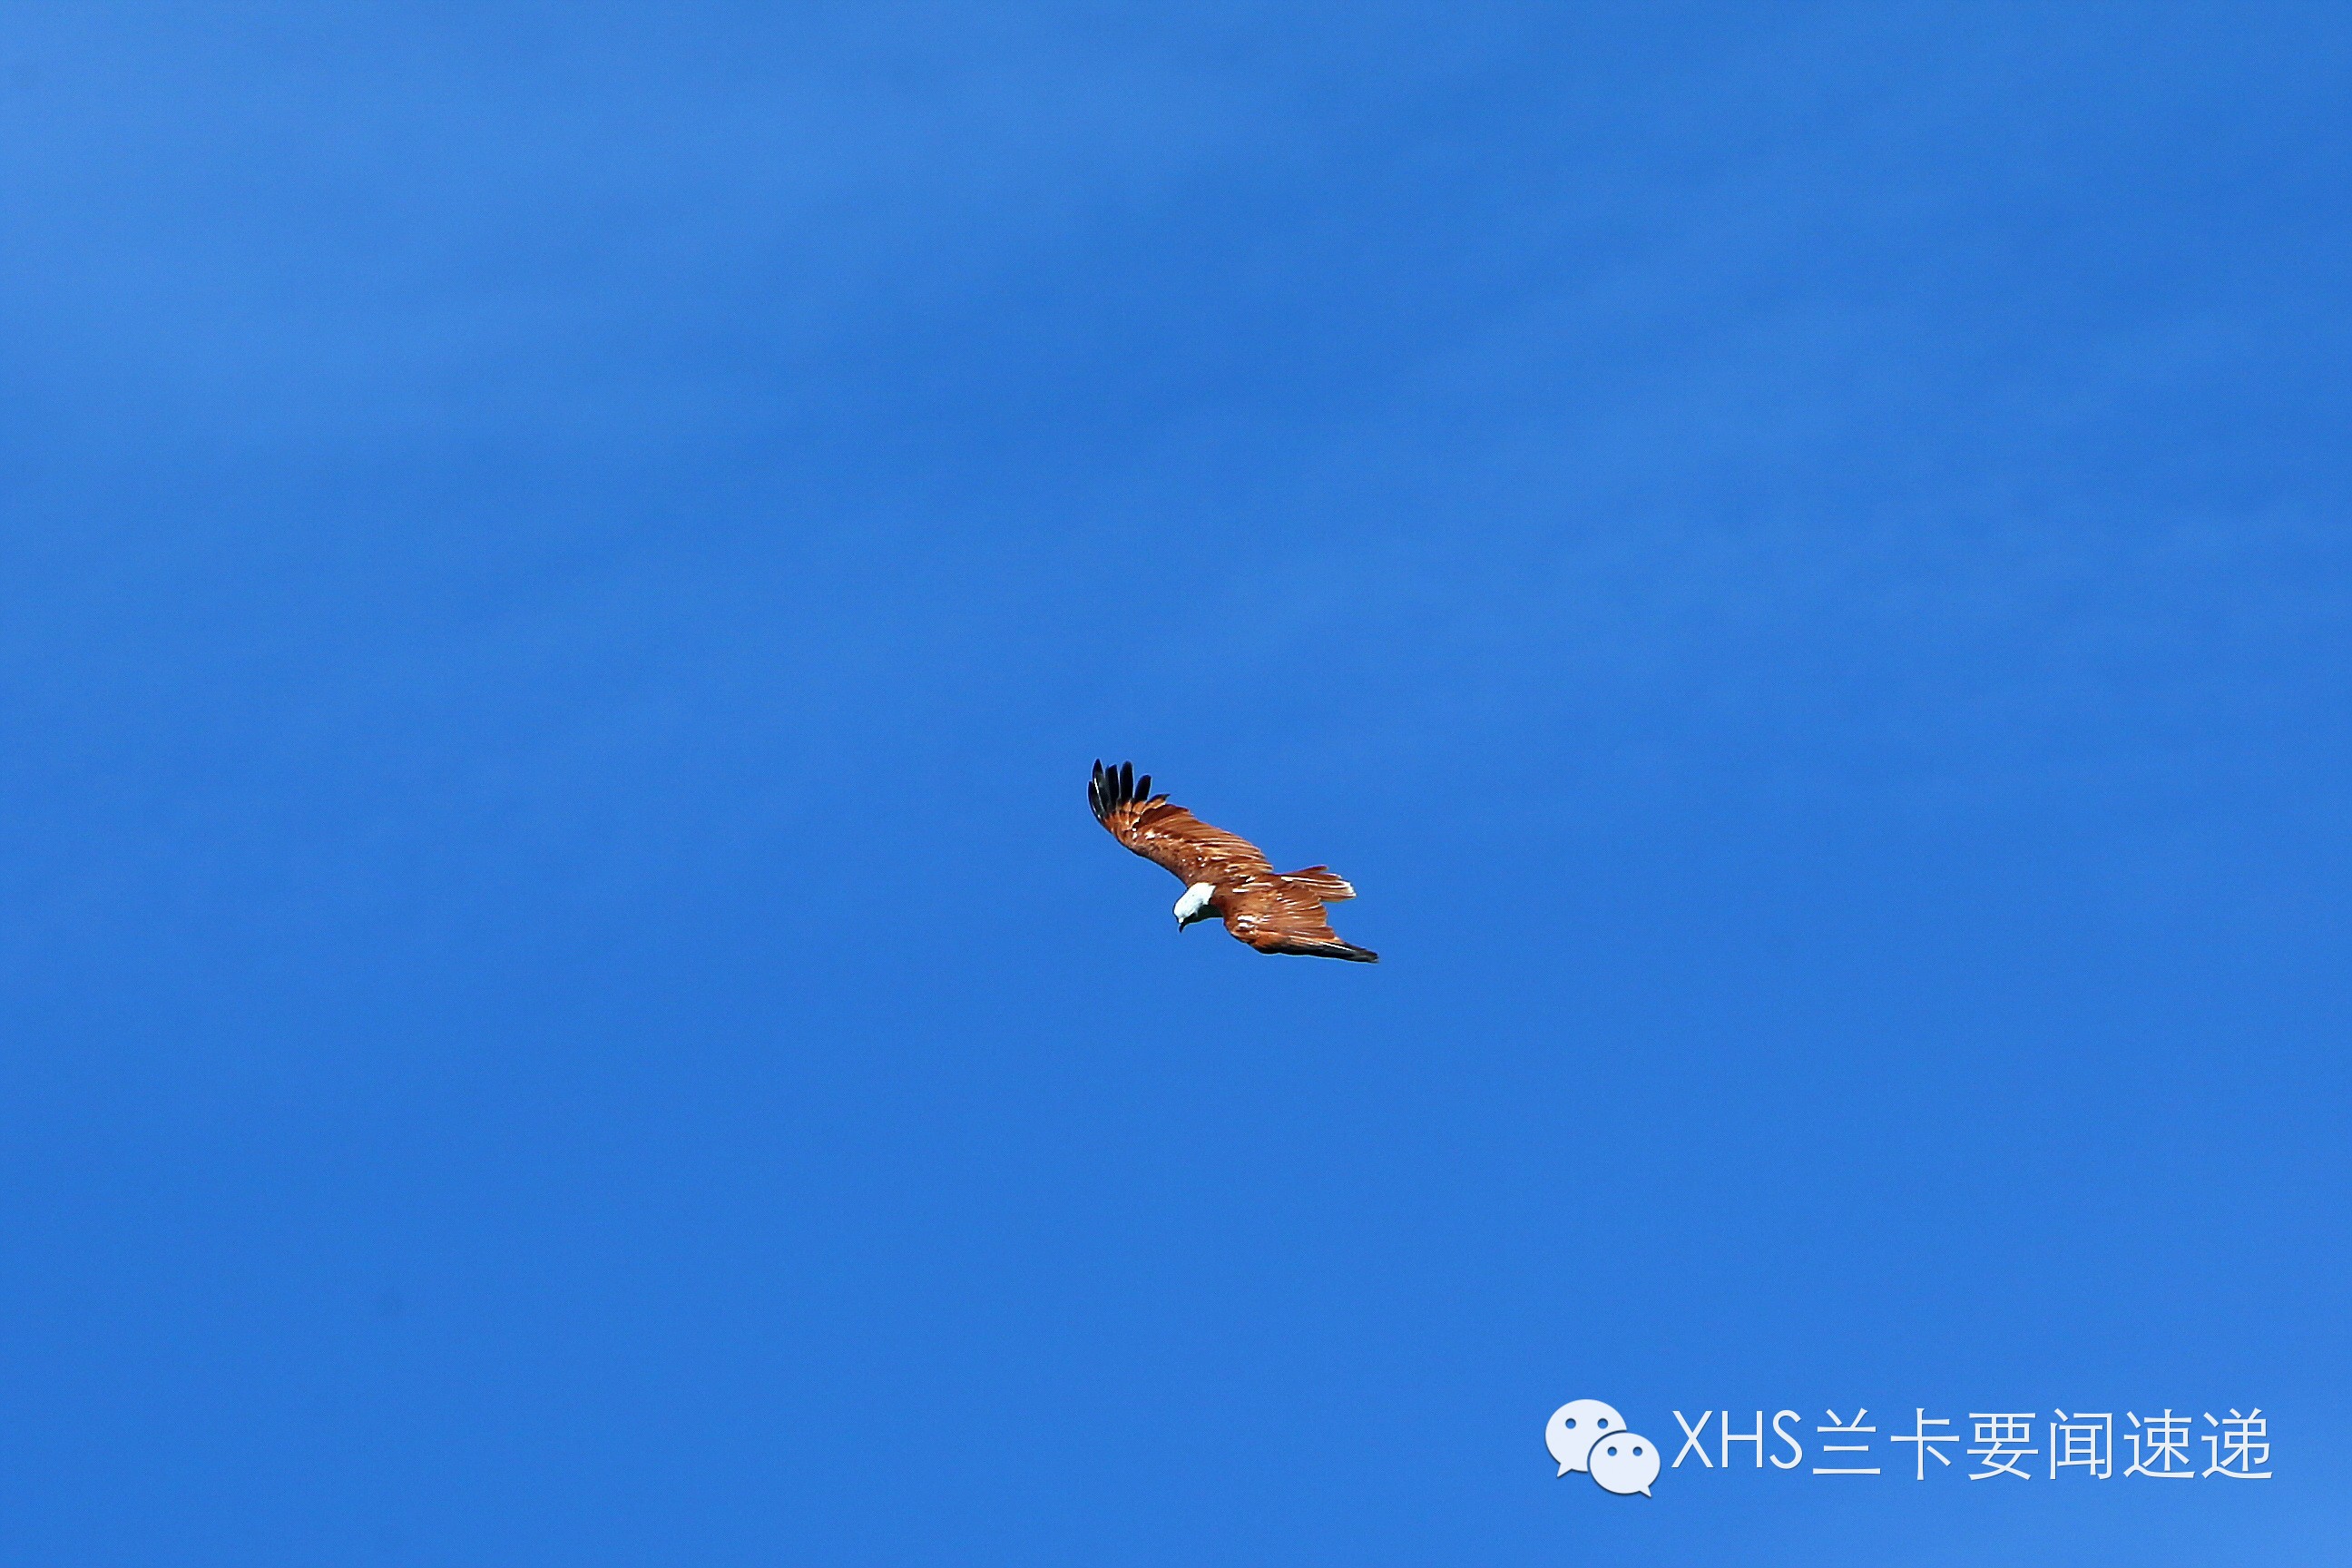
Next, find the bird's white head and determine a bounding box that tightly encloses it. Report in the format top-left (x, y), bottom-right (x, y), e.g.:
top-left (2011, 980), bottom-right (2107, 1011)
top-left (1173, 883), bottom-right (1219, 929)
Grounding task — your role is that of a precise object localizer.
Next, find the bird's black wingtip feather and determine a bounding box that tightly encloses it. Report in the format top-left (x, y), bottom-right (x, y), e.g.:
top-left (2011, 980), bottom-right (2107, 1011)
top-left (1269, 940), bottom-right (1380, 963)
top-left (1095, 761), bottom-right (1142, 808)
top-left (1090, 760), bottom-right (1167, 818)
top-left (1091, 759), bottom-right (1142, 821)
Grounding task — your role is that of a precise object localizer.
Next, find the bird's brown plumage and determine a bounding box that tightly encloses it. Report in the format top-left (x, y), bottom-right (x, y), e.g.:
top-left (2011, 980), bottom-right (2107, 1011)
top-left (1088, 760), bottom-right (1378, 962)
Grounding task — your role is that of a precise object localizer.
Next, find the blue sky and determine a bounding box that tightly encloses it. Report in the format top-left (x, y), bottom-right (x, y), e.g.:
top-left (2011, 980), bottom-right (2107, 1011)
top-left (1, 5), bottom-right (2347, 1563)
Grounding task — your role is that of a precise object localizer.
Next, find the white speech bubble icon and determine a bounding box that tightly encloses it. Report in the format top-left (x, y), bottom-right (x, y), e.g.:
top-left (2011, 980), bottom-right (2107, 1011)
top-left (1589, 1432), bottom-right (1661, 1496)
top-left (1544, 1398), bottom-right (1627, 1475)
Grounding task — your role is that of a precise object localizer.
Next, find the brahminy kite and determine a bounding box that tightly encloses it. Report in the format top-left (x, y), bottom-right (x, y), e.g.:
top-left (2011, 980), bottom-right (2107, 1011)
top-left (1088, 760), bottom-right (1377, 963)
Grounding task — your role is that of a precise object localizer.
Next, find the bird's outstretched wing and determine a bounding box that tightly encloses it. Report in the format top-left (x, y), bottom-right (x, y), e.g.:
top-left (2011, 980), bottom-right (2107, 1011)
top-left (1218, 880), bottom-right (1379, 962)
top-left (1088, 760), bottom-right (1273, 887)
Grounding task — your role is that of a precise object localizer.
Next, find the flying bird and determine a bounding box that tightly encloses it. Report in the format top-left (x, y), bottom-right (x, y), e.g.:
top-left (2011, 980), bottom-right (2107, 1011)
top-left (1088, 760), bottom-right (1377, 962)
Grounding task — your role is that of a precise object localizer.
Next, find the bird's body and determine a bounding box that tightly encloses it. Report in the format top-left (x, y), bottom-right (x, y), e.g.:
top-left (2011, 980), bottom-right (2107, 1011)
top-left (1088, 760), bottom-right (1378, 962)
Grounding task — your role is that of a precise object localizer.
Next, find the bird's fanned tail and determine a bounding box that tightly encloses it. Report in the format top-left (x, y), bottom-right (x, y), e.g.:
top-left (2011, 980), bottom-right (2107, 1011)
top-left (1280, 867), bottom-right (1356, 902)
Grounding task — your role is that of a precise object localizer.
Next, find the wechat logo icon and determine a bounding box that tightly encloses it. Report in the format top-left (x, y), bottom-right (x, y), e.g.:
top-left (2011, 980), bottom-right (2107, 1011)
top-left (1545, 1398), bottom-right (1661, 1497)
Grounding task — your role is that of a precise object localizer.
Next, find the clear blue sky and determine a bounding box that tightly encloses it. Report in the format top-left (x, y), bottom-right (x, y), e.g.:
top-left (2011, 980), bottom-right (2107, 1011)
top-left (2, 5), bottom-right (2346, 1563)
